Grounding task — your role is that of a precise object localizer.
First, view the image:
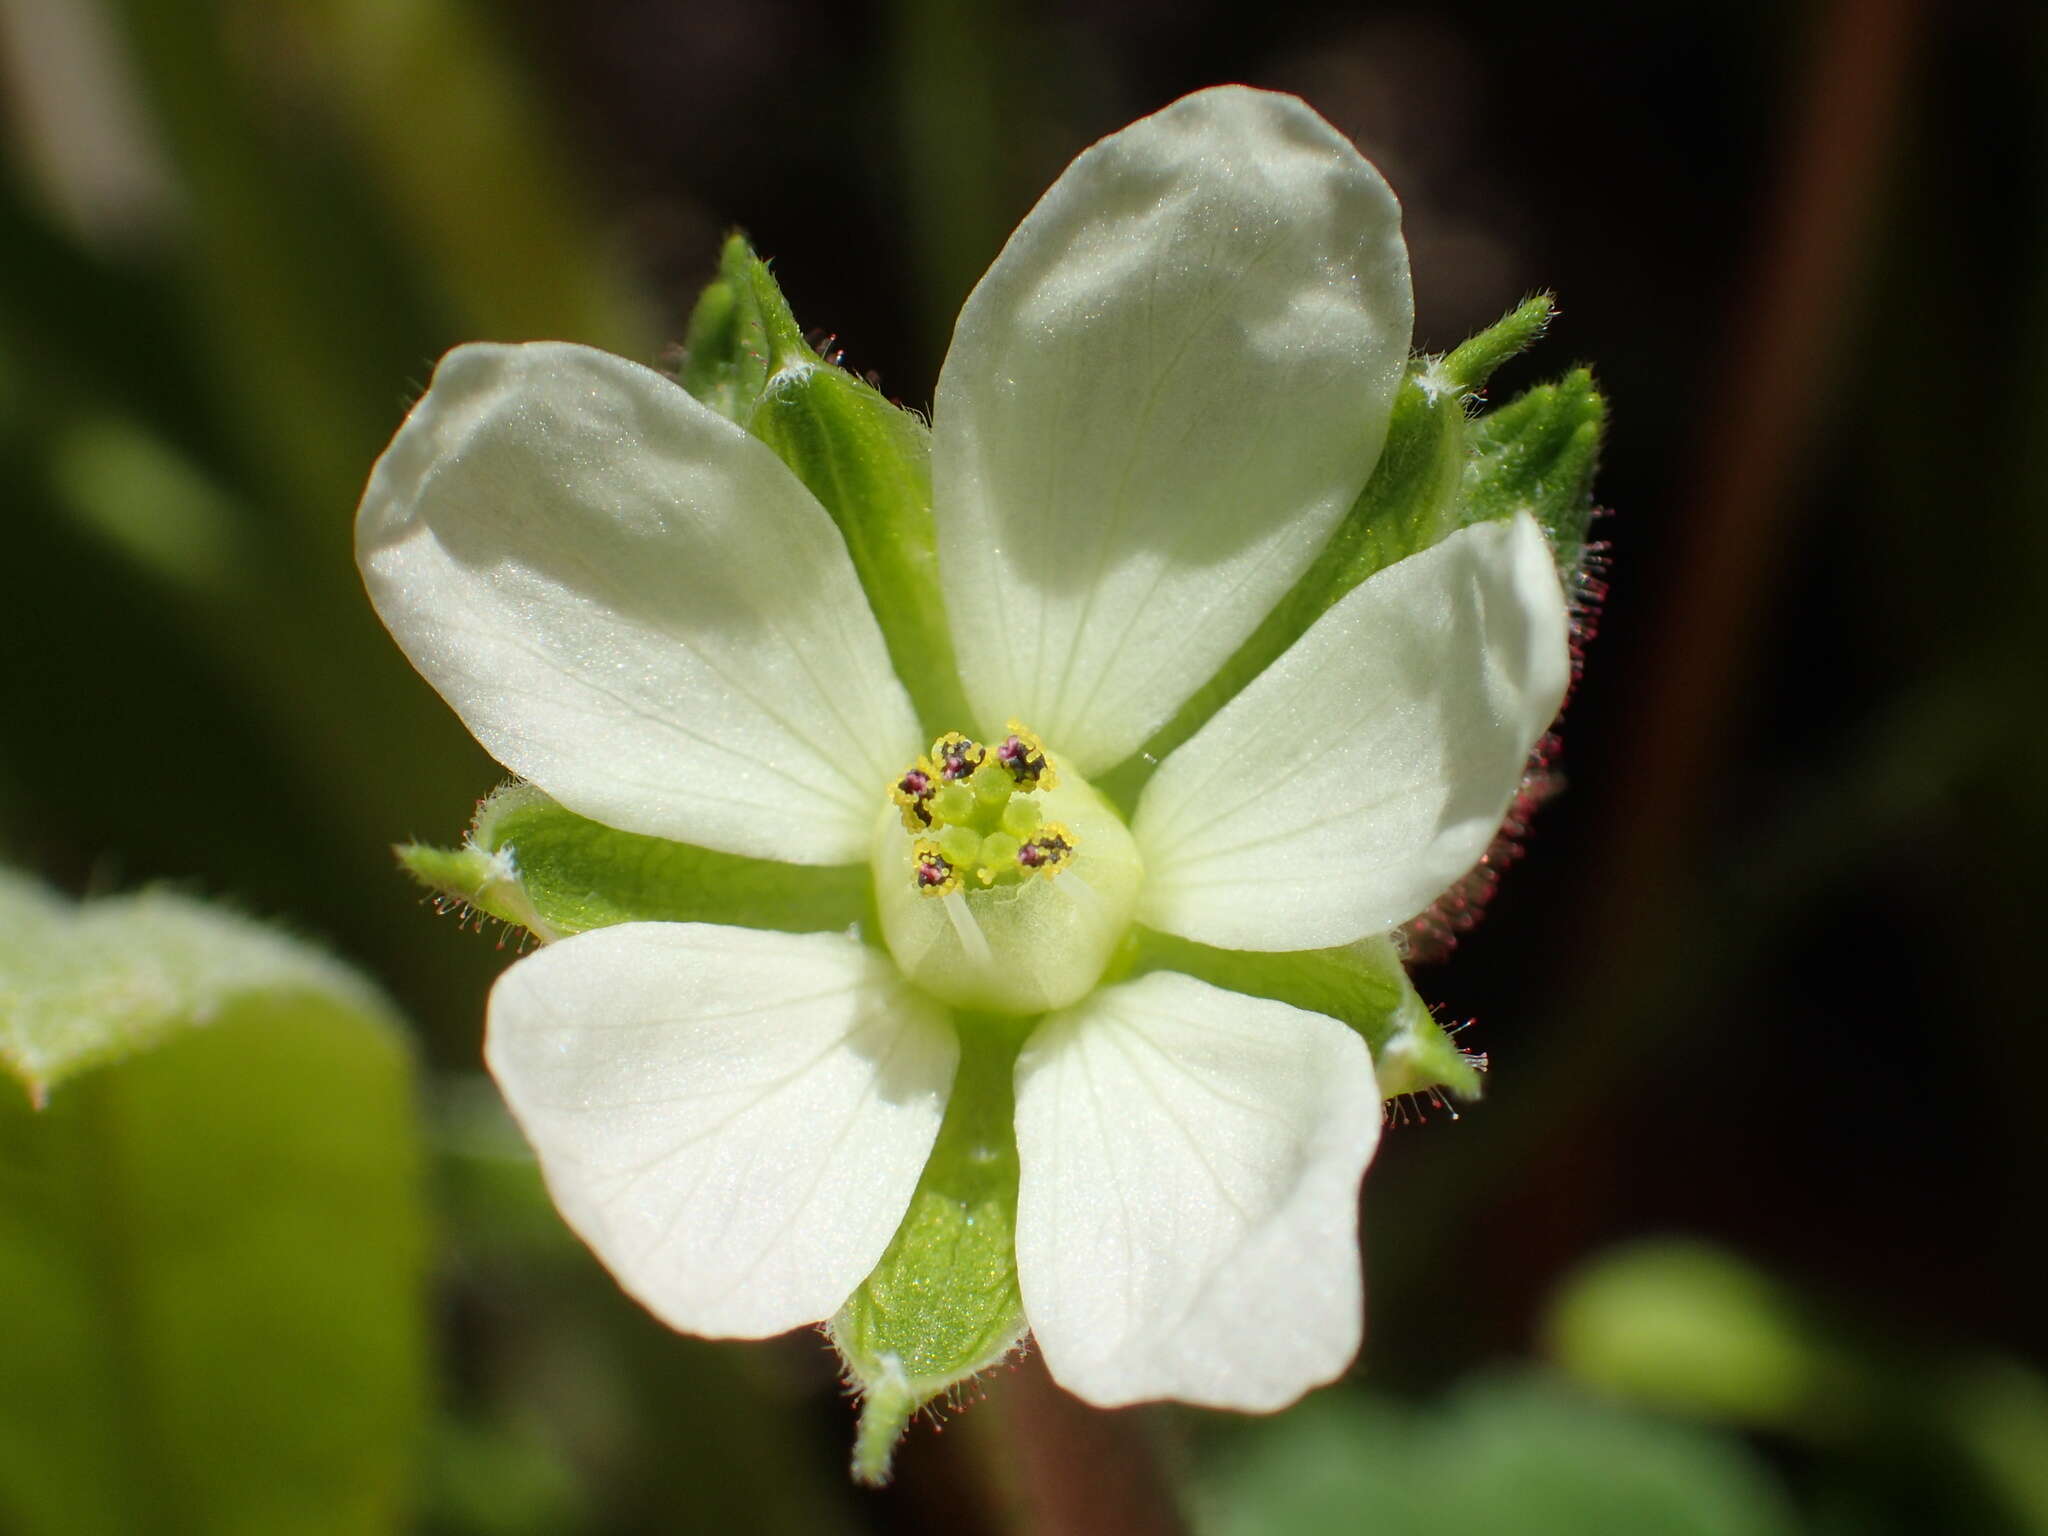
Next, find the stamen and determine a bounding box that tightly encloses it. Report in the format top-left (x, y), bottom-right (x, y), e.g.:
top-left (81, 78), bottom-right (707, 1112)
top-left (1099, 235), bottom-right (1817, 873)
top-left (891, 757), bottom-right (938, 832)
top-left (1017, 823), bottom-right (1075, 879)
top-left (995, 721), bottom-right (1056, 791)
top-left (1056, 866), bottom-right (1104, 919)
top-left (941, 889), bottom-right (992, 967)
top-left (871, 728), bottom-right (1140, 1016)
top-left (931, 732), bottom-right (986, 782)
top-left (913, 840), bottom-right (960, 896)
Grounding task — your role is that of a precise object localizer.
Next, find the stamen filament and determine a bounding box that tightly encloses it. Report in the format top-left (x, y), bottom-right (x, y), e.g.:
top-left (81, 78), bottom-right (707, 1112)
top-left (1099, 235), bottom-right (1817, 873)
top-left (941, 889), bottom-right (992, 967)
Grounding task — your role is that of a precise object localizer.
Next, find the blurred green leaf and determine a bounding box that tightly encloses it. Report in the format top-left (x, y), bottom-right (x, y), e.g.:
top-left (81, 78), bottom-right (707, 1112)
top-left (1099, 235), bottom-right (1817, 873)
top-left (1938, 1361), bottom-right (2048, 1534)
top-left (0, 869), bottom-right (398, 1103)
top-left (1545, 1240), bottom-right (1839, 1432)
top-left (295, 0), bottom-right (652, 354)
top-left (1192, 1372), bottom-right (1799, 1536)
top-left (0, 871), bottom-right (426, 1534)
top-left (1550, 1242), bottom-right (2048, 1534)
top-left (49, 414), bottom-right (245, 597)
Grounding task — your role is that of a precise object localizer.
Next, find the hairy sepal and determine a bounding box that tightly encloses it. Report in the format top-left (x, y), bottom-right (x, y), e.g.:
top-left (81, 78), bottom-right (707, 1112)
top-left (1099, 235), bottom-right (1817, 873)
top-left (1129, 929), bottom-right (1481, 1101)
top-left (1462, 365), bottom-right (1607, 577)
top-left (828, 1019), bottom-right (1027, 1487)
top-left (679, 235), bottom-right (968, 732)
top-left (1110, 296), bottom-right (1560, 795)
top-left (397, 784), bottom-right (866, 942)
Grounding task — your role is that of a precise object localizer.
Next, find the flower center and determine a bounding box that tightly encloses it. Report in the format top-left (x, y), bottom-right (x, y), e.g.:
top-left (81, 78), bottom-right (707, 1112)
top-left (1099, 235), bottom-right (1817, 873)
top-left (873, 723), bottom-right (1142, 1015)
top-left (890, 725), bottom-right (1077, 895)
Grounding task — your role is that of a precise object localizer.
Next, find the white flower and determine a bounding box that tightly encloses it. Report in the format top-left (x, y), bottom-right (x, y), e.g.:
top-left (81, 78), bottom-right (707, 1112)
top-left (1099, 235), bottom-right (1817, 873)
top-left (356, 86), bottom-right (1571, 1411)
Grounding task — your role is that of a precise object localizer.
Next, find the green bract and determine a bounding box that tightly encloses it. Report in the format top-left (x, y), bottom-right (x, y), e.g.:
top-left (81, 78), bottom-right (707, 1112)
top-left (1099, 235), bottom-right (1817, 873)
top-left (364, 86), bottom-right (1602, 1482)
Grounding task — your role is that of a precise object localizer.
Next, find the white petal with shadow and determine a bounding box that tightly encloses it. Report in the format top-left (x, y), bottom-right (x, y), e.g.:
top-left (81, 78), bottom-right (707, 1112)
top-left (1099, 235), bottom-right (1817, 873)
top-left (357, 341), bottom-right (919, 864)
top-left (486, 922), bottom-right (956, 1338)
top-left (1135, 513), bottom-right (1571, 951)
top-left (934, 86), bottom-right (1412, 775)
top-left (1014, 971), bottom-right (1380, 1409)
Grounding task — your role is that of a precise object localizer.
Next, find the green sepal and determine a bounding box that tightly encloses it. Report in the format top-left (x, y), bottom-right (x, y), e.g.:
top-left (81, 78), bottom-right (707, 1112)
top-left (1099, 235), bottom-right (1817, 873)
top-left (680, 234), bottom-right (970, 734)
top-left (1109, 296), bottom-right (1559, 795)
top-left (676, 231), bottom-right (800, 424)
top-left (1130, 929), bottom-right (1482, 1101)
top-left (1442, 292), bottom-right (1555, 395)
top-left (829, 1016), bottom-right (1027, 1486)
top-left (396, 784), bottom-right (866, 941)
top-left (751, 360), bottom-right (972, 734)
top-left (1462, 366), bottom-right (1607, 574)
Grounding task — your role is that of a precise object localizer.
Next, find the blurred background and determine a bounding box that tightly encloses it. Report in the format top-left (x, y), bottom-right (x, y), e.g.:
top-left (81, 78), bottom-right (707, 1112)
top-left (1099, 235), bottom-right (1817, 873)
top-left (2, 0), bottom-right (2044, 1530)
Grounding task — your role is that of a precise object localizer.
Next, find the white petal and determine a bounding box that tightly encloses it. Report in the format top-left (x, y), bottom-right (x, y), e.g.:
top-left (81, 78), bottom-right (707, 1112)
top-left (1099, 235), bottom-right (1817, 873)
top-left (1134, 513), bottom-right (1571, 951)
top-left (933, 86), bottom-right (1412, 774)
top-left (485, 923), bottom-right (956, 1338)
top-left (357, 342), bottom-right (920, 864)
top-left (1013, 971), bottom-right (1379, 1409)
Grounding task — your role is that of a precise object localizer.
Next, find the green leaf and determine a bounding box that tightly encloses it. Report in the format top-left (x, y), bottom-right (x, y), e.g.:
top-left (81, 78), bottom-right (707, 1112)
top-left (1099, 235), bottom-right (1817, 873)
top-left (0, 872), bottom-right (426, 1534)
top-left (1544, 1241), bottom-right (1833, 1431)
top-left (0, 869), bottom-right (396, 1105)
top-left (829, 1017), bottom-right (1027, 1486)
top-left (1463, 366), bottom-right (1607, 573)
top-left (680, 236), bottom-right (970, 733)
top-left (398, 783), bottom-right (868, 940)
top-left (1110, 296), bottom-right (1561, 795)
top-left (1131, 929), bottom-right (1482, 1100)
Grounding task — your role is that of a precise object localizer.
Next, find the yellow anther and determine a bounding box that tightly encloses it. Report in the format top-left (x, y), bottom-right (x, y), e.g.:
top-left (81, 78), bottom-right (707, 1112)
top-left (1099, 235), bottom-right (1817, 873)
top-left (912, 840), bottom-right (960, 897)
top-left (890, 756), bottom-right (939, 833)
top-left (1018, 822), bottom-right (1075, 880)
top-left (996, 721), bottom-right (1056, 792)
top-left (930, 732), bottom-right (986, 783)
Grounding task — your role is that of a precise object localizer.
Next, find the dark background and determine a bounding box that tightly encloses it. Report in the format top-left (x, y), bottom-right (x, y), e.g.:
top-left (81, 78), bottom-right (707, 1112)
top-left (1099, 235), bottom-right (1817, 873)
top-left (2, 0), bottom-right (2042, 1530)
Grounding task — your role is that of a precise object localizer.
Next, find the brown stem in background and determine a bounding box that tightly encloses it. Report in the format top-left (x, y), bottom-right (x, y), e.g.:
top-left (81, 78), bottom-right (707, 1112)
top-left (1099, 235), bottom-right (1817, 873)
top-left (1388, 0), bottom-right (1929, 1304)
top-left (1590, 0), bottom-right (1924, 945)
top-left (1524, 0), bottom-right (1925, 1116)
top-left (957, 1354), bottom-right (1186, 1536)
